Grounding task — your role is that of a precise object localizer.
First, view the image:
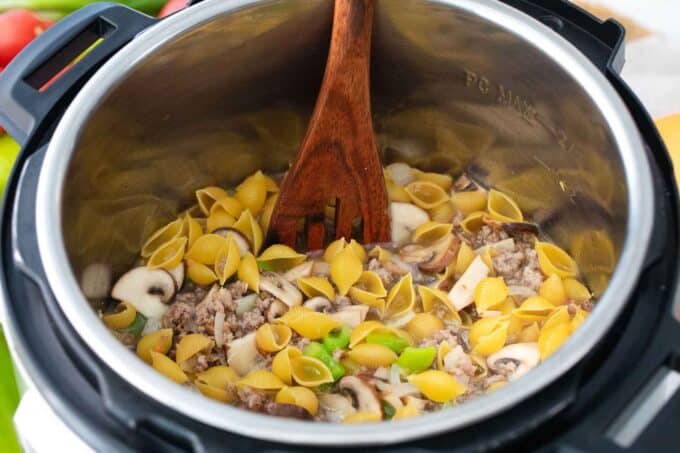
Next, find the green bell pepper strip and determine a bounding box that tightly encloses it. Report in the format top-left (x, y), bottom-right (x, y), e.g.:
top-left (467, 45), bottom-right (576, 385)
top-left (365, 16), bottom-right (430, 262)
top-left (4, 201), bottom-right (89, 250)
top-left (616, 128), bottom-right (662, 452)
top-left (322, 325), bottom-right (351, 352)
top-left (303, 342), bottom-right (345, 381)
top-left (123, 313), bottom-right (147, 336)
top-left (396, 346), bottom-right (436, 373)
top-left (382, 400), bottom-right (395, 420)
top-left (366, 332), bottom-right (410, 354)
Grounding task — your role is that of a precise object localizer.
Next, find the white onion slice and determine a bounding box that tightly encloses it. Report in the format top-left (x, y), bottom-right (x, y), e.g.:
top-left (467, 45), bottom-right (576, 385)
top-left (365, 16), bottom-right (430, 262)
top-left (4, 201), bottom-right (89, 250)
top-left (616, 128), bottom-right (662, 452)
top-left (214, 312), bottom-right (226, 347)
top-left (235, 294), bottom-right (258, 316)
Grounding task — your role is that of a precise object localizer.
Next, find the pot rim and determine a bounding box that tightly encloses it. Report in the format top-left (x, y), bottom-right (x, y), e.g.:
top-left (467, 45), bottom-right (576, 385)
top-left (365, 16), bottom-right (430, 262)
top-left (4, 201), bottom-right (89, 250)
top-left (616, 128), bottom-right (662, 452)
top-left (35, 0), bottom-right (654, 445)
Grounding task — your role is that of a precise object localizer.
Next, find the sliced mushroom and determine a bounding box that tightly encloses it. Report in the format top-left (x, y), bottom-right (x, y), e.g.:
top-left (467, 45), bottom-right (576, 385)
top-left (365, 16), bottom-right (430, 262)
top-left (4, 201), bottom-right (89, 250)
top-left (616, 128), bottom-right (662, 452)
top-left (419, 236), bottom-right (461, 273)
top-left (400, 234), bottom-right (454, 264)
top-left (212, 228), bottom-right (252, 256)
top-left (487, 342), bottom-right (540, 381)
top-left (227, 332), bottom-right (262, 376)
top-left (265, 402), bottom-right (312, 420)
top-left (339, 376), bottom-right (381, 414)
top-left (448, 255), bottom-right (489, 311)
top-left (80, 263), bottom-right (112, 299)
top-left (259, 272), bottom-right (302, 307)
top-left (266, 300), bottom-right (288, 322)
top-left (502, 222), bottom-right (540, 236)
top-left (283, 261), bottom-right (314, 282)
top-left (389, 202), bottom-right (430, 245)
top-left (318, 394), bottom-right (356, 422)
top-left (303, 297), bottom-right (333, 312)
top-left (330, 305), bottom-right (368, 328)
top-left (111, 267), bottom-right (176, 318)
top-left (167, 263), bottom-right (185, 290)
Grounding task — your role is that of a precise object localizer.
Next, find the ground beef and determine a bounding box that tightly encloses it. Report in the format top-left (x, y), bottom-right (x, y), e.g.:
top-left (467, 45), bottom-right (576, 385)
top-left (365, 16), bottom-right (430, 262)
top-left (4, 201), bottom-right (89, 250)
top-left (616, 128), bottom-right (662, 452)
top-left (440, 345), bottom-right (476, 386)
top-left (469, 225), bottom-right (509, 249)
top-left (493, 242), bottom-right (543, 291)
top-left (419, 324), bottom-right (464, 349)
top-left (162, 302), bottom-right (195, 336)
top-left (235, 386), bottom-right (273, 412)
top-left (291, 336), bottom-right (310, 352)
top-left (194, 287), bottom-right (229, 335)
top-left (228, 281), bottom-right (249, 300)
top-left (367, 258), bottom-right (394, 287)
top-left (180, 346), bottom-right (226, 373)
top-left (173, 285), bottom-right (208, 305)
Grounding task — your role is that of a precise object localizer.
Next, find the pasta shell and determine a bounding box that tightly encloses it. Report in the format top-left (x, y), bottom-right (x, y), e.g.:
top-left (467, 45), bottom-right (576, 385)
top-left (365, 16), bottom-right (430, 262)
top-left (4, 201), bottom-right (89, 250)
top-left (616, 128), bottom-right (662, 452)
top-left (233, 210), bottom-right (264, 254)
top-left (276, 386), bottom-right (319, 416)
top-left (102, 302), bottom-right (137, 330)
top-left (186, 234), bottom-right (227, 265)
top-left (563, 278), bottom-right (591, 302)
top-left (272, 346), bottom-right (302, 385)
top-left (238, 370), bottom-right (286, 390)
top-left (535, 242), bottom-right (578, 278)
top-left (147, 236), bottom-right (187, 270)
top-left (368, 246), bottom-right (392, 263)
top-left (297, 277), bottom-right (336, 300)
top-left (412, 221), bottom-right (453, 244)
top-left (429, 201), bottom-right (455, 223)
top-left (150, 351), bottom-right (188, 384)
top-left (480, 247), bottom-right (496, 274)
top-left (258, 244), bottom-right (307, 271)
top-left (196, 186), bottom-right (229, 216)
top-left (512, 296), bottom-right (555, 322)
top-left (436, 341), bottom-right (452, 371)
top-left (331, 246), bottom-right (363, 296)
top-left (184, 213), bottom-right (203, 248)
top-left (385, 274), bottom-right (415, 319)
top-left (347, 343), bottom-right (397, 368)
top-left (343, 411), bottom-right (381, 423)
top-left (386, 176), bottom-right (411, 202)
top-left (211, 196), bottom-right (243, 218)
top-left (472, 325), bottom-right (508, 356)
top-left (195, 366), bottom-right (239, 403)
top-left (570, 308), bottom-right (588, 332)
top-left (277, 307), bottom-right (341, 339)
top-left (137, 328), bottom-right (173, 363)
top-left (176, 333), bottom-right (213, 368)
top-left (349, 321), bottom-right (388, 348)
top-left (206, 210), bottom-right (235, 233)
top-left (323, 238), bottom-right (347, 263)
top-left (354, 271), bottom-right (387, 296)
top-left (469, 316), bottom-right (509, 356)
top-left (407, 370), bottom-right (466, 402)
top-left (474, 277), bottom-right (508, 313)
top-left (235, 171), bottom-right (268, 215)
top-left (460, 211), bottom-right (486, 235)
top-left (405, 181), bottom-right (449, 209)
top-left (542, 306), bottom-right (571, 331)
top-left (470, 354), bottom-right (488, 378)
top-left (487, 189), bottom-right (523, 222)
top-left (495, 298), bottom-right (516, 315)
top-left (214, 236), bottom-right (241, 285)
top-left (259, 193), bottom-right (279, 234)
top-left (519, 322), bottom-right (540, 342)
top-left (141, 218), bottom-right (185, 258)
top-left (539, 274), bottom-right (567, 305)
top-left (238, 252), bottom-right (259, 293)
top-left (187, 260), bottom-right (218, 285)
top-left (290, 356), bottom-right (334, 386)
top-left (262, 174), bottom-right (279, 193)
top-left (348, 239), bottom-right (367, 263)
top-left (348, 288), bottom-right (385, 311)
top-left (538, 322), bottom-right (571, 359)
top-left (487, 381), bottom-right (507, 392)
top-left (195, 381), bottom-right (233, 403)
top-left (256, 323), bottom-right (292, 353)
top-left (455, 242), bottom-right (475, 275)
top-left (393, 401), bottom-right (420, 419)
top-left (406, 313), bottom-right (444, 341)
top-left (416, 172), bottom-right (453, 191)
top-left (450, 190), bottom-right (487, 214)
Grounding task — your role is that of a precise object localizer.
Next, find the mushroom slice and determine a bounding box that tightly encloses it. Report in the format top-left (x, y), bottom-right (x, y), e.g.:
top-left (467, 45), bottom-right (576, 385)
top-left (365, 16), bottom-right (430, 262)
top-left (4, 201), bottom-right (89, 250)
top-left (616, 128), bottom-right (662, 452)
top-left (318, 394), bottom-right (356, 422)
top-left (259, 272), bottom-right (303, 307)
top-left (283, 261), bottom-right (314, 282)
top-left (448, 255), bottom-right (489, 311)
top-left (339, 376), bottom-right (381, 414)
top-left (419, 236), bottom-right (461, 273)
top-left (212, 227), bottom-right (252, 256)
top-left (487, 342), bottom-right (540, 381)
top-left (389, 202), bottom-right (430, 246)
top-left (330, 305), bottom-right (369, 328)
top-left (303, 297), bottom-right (333, 312)
top-left (111, 267), bottom-right (176, 318)
top-left (502, 222), bottom-right (540, 236)
top-left (80, 263), bottom-right (112, 299)
top-left (266, 402), bottom-right (312, 420)
top-left (400, 234), bottom-right (454, 264)
top-left (266, 300), bottom-right (288, 322)
top-left (227, 332), bottom-right (262, 376)
top-left (167, 263), bottom-right (185, 290)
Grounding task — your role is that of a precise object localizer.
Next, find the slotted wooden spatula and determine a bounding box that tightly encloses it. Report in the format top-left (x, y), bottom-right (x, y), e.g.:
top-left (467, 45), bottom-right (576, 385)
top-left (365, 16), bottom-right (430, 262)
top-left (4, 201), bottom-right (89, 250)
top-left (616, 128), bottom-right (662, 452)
top-left (267, 0), bottom-right (390, 250)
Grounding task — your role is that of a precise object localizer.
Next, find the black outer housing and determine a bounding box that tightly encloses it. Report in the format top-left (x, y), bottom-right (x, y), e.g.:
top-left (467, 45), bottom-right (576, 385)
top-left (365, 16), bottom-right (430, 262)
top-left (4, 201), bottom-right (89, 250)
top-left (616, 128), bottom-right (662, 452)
top-left (1, 1), bottom-right (679, 452)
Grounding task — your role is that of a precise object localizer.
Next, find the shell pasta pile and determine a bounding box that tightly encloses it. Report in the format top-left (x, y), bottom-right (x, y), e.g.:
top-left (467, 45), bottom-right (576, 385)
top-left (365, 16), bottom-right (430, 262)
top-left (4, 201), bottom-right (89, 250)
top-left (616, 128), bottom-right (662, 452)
top-left (99, 163), bottom-right (594, 422)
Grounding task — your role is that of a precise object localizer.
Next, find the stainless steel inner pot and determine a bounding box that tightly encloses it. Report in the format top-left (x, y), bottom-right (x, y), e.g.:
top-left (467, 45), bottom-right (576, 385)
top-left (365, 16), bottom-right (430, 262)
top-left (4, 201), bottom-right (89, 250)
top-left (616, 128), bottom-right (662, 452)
top-left (34, 0), bottom-right (654, 445)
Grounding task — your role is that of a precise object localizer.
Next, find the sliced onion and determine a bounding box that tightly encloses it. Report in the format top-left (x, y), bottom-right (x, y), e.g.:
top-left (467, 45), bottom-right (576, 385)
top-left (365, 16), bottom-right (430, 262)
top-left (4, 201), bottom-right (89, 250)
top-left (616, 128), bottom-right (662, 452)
top-left (391, 382), bottom-right (420, 398)
top-left (235, 294), bottom-right (258, 316)
top-left (389, 364), bottom-right (402, 385)
top-left (373, 367), bottom-right (390, 380)
top-left (141, 316), bottom-right (162, 336)
top-left (214, 312), bottom-right (226, 347)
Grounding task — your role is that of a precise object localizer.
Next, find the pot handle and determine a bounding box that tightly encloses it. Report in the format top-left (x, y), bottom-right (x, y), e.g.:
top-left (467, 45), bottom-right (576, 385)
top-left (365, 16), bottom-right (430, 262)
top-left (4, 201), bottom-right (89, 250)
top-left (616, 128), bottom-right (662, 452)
top-left (0, 3), bottom-right (154, 147)
top-left (500, 0), bottom-right (626, 74)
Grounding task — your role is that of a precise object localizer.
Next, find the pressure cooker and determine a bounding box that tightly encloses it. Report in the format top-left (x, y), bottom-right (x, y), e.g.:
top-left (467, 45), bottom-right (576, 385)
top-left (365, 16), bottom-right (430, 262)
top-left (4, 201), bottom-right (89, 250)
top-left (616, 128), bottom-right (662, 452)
top-left (0, 0), bottom-right (679, 451)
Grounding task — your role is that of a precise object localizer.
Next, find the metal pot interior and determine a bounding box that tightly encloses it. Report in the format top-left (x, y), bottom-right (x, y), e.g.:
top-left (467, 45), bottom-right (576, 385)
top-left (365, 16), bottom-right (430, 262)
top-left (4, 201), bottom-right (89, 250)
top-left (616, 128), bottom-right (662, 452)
top-left (40, 0), bottom-right (653, 444)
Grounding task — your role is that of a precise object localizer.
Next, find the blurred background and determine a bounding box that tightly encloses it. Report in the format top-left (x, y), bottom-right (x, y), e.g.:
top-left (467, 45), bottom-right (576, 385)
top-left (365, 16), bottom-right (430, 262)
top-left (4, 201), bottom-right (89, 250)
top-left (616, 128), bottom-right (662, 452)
top-left (0, 0), bottom-right (679, 451)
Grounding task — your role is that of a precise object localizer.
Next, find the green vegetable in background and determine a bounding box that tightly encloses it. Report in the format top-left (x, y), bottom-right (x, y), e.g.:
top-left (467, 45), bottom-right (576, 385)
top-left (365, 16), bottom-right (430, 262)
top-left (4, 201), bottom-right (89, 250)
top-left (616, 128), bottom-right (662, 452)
top-left (0, 327), bottom-right (20, 453)
top-left (396, 347), bottom-right (436, 373)
top-left (303, 342), bottom-right (345, 381)
top-left (0, 134), bottom-right (19, 196)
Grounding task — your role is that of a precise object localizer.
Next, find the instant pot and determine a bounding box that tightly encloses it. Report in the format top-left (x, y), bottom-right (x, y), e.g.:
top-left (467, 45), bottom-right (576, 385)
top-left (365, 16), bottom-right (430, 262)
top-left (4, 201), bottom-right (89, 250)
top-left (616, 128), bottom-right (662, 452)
top-left (1, 0), bottom-right (679, 451)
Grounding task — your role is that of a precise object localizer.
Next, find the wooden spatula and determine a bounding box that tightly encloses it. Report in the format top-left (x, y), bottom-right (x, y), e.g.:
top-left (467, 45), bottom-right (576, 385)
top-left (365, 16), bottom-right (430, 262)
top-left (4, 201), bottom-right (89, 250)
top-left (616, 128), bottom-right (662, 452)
top-left (267, 0), bottom-right (390, 250)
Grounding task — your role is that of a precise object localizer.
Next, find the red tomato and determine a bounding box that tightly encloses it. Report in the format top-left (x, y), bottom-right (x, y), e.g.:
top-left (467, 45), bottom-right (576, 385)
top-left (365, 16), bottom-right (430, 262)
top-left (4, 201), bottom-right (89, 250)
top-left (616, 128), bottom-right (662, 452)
top-left (0, 10), bottom-right (53, 68)
top-left (158, 0), bottom-right (189, 18)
